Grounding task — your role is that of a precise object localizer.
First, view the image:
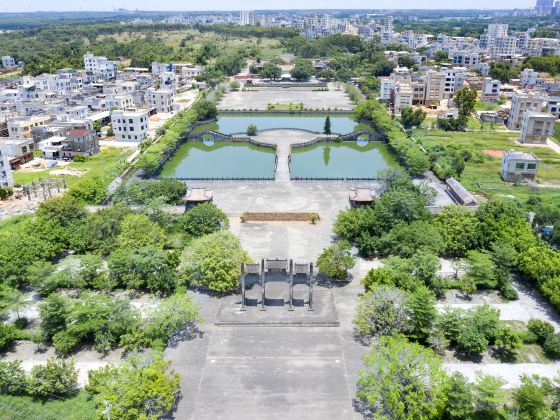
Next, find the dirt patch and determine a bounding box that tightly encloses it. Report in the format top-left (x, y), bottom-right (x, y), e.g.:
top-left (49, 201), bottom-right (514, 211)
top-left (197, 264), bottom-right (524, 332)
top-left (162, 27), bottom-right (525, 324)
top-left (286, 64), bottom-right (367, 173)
top-left (483, 149), bottom-right (503, 158)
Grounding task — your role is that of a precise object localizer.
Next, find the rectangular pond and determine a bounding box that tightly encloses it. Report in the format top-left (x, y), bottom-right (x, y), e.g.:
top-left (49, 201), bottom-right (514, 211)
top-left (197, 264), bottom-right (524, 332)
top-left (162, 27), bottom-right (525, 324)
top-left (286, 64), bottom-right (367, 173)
top-left (211, 113), bottom-right (358, 135)
top-left (159, 141), bottom-right (276, 179)
top-left (290, 141), bottom-right (400, 179)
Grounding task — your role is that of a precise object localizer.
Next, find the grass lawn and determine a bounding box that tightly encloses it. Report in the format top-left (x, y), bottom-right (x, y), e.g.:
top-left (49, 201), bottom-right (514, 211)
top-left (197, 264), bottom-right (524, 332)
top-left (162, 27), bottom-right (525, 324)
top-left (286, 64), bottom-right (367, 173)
top-left (474, 100), bottom-right (501, 111)
top-left (414, 129), bottom-right (560, 203)
top-left (553, 122), bottom-right (560, 146)
top-left (0, 392), bottom-right (96, 420)
top-left (267, 103), bottom-right (306, 111)
top-left (12, 147), bottom-right (132, 187)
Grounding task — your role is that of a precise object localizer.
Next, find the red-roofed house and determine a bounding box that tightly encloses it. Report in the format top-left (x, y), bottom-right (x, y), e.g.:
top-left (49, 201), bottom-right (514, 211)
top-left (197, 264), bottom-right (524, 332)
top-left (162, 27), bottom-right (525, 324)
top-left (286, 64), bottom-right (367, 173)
top-left (61, 127), bottom-right (100, 159)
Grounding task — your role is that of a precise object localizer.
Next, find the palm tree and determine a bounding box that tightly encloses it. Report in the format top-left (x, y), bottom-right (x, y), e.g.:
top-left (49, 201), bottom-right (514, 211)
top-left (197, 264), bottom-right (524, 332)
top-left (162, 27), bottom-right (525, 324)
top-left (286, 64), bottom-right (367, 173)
top-left (0, 288), bottom-right (31, 319)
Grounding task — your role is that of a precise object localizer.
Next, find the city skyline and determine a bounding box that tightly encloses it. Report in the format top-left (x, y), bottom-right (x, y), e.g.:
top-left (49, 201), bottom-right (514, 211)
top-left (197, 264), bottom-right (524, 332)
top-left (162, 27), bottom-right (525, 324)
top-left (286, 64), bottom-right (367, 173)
top-left (0, 0), bottom-right (538, 13)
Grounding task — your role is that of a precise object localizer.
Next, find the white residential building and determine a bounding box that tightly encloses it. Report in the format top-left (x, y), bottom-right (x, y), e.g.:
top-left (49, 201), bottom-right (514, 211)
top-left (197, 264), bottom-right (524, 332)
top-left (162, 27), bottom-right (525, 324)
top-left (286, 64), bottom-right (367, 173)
top-left (0, 145), bottom-right (13, 187)
top-left (393, 83), bottom-right (413, 113)
top-left (501, 150), bottom-right (539, 181)
top-left (520, 110), bottom-right (556, 144)
top-left (111, 109), bottom-right (149, 142)
top-left (545, 97), bottom-right (560, 119)
top-left (1, 56), bottom-right (16, 68)
top-left (507, 93), bottom-right (545, 130)
top-left (240, 11), bottom-right (255, 26)
top-left (481, 78), bottom-right (501, 102)
top-left (520, 68), bottom-right (539, 88)
top-left (443, 67), bottom-right (467, 98)
top-left (83, 53), bottom-right (118, 80)
top-left (453, 52), bottom-right (479, 69)
top-left (490, 36), bottom-right (517, 57)
top-left (105, 94), bottom-right (135, 110)
top-left (145, 88), bottom-right (175, 113)
top-left (475, 62), bottom-right (491, 76)
top-left (152, 62), bottom-right (171, 75)
top-left (487, 24), bottom-right (509, 38)
top-left (424, 70), bottom-right (446, 107)
top-left (380, 78), bottom-right (396, 100)
top-left (7, 116), bottom-right (51, 138)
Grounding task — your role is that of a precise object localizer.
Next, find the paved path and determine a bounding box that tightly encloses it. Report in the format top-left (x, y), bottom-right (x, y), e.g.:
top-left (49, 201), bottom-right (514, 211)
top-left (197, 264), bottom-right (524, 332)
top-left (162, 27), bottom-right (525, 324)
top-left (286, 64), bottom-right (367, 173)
top-left (247, 130), bottom-right (330, 183)
top-left (444, 363), bottom-right (560, 389)
top-left (437, 280), bottom-right (560, 331)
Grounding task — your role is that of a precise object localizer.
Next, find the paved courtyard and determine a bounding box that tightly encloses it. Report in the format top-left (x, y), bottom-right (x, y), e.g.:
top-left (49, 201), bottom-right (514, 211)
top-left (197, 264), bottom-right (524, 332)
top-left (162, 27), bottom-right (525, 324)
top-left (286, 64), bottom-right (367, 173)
top-left (218, 85), bottom-right (354, 111)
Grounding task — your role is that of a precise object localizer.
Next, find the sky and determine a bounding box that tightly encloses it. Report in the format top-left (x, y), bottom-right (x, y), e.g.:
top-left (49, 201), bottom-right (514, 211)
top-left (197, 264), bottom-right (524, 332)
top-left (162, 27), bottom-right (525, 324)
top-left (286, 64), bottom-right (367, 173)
top-left (0, 0), bottom-right (534, 12)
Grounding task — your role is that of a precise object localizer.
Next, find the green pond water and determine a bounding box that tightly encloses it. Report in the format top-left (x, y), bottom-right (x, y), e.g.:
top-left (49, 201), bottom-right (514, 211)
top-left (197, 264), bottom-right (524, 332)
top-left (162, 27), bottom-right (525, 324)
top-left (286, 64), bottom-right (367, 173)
top-left (159, 141), bottom-right (276, 179)
top-left (290, 141), bottom-right (399, 179)
top-left (213, 113), bottom-right (358, 134)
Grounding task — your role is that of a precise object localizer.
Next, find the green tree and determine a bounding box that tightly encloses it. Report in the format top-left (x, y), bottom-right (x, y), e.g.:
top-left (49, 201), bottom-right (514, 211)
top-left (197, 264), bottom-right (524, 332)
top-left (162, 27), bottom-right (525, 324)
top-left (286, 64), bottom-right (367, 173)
top-left (0, 287), bottom-right (31, 319)
top-left (406, 285), bottom-right (437, 343)
top-left (377, 220), bottom-right (443, 258)
top-left (494, 326), bottom-right (522, 358)
top-left (87, 353), bottom-right (180, 420)
top-left (39, 293), bottom-right (69, 340)
top-left (513, 375), bottom-right (553, 420)
top-left (0, 360), bottom-right (27, 396)
top-left (192, 99), bottom-right (218, 121)
top-left (465, 250), bottom-right (496, 289)
top-left (117, 214), bottom-right (165, 250)
top-left (27, 358), bottom-right (78, 400)
top-left (444, 372), bottom-right (475, 420)
top-left (354, 286), bottom-right (408, 341)
top-left (180, 203), bottom-right (229, 237)
top-left (400, 106), bottom-right (427, 129)
top-left (454, 87), bottom-right (478, 118)
top-left (180, 231), bottom-right (251, 292)
top-left (121, 294), bottom-right (200, 350)
top-left (108, 246), bottom-right (177, 293)
top-left (260, 62), bottom-right (282, 79)
top-left (433, 50), bottom-right (449, 62)
top-left (316, 240), bottom-right (356, 280)
top-left (356, 336), bottom-right (447, 419)
top-left (473, 374), bottom-right (507, 415)
top-left (323, 116), bottom-right (331, 135)
top-left (397, 56), bottom-right (416, 68)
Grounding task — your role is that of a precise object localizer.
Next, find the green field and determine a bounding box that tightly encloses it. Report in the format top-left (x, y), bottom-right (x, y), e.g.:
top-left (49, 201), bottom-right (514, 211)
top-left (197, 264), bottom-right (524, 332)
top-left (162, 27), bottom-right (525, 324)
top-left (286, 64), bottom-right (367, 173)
top-left (0, 393), bottom-right (96, 420)
top-left (414, 129), bottom-right (560, 203)
top-left (12, 147), bottom-right (131, 187)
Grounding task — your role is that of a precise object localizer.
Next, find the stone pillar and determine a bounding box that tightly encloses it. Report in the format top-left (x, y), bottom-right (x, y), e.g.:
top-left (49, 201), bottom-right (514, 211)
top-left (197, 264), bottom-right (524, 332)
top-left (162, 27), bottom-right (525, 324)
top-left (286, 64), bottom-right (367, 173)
top-left (288, 259), bottom-right (294, 311)
top-left (308, 262), bottom-right (314, 311)
top-left (260, 259), bottom-right (266, 311)
top-left (240, 263), bottom-right (246, 312)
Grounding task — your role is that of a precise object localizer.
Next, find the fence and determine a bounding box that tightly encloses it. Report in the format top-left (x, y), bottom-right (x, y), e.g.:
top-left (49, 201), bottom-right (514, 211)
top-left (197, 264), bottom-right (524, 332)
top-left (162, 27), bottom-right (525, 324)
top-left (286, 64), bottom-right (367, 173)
top-left (218, 108), bottom-right (350, 114)
top-left (163, 176), bottom-right (275, 181)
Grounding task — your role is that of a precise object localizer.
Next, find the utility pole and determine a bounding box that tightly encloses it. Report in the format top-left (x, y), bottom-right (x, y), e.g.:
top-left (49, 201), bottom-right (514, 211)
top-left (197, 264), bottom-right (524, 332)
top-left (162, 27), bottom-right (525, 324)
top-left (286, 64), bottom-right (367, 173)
top-left (103, 400), bottom-right (112, 420)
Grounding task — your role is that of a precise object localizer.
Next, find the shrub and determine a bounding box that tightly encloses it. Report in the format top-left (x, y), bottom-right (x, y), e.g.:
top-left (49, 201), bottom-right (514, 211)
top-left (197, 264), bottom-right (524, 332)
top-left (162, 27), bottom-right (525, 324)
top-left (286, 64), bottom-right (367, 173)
top-left (27, 358), bottom-right (78, 399)
top-left (316, 240), bottom-right (356, 280)
top-left (361, 267), bottom-right (396, 291)
top-left (527, 318), bottom-right (555, 345)
top-left (180, 203), bottom-right (229, 237)
top-left (543, 333), bottom-right (560, 359)
top-left (0, 360), bottom-right (27, 395)
top-left (0, 322), bottom-right (17, 351)
top-left (246, 124), bottom-right (257, 136)
top-left (494, 326), bottom-right (522, 357)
